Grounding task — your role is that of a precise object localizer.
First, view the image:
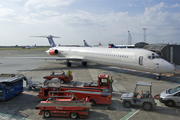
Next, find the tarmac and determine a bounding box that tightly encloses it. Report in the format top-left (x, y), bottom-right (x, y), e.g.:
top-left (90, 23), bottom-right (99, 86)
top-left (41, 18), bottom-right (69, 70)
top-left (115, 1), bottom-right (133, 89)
top-left (0, 49), bottom-right (180, 120)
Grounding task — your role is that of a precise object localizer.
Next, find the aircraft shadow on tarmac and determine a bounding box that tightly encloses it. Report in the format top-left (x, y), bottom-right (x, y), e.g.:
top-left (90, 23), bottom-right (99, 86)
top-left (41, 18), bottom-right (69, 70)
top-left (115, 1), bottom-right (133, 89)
top-left (18, 61), bottom-right (180, 84)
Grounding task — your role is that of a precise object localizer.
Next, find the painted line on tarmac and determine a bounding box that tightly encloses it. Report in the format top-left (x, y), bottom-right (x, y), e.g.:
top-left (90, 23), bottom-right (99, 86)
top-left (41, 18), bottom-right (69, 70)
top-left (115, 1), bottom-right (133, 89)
top-left (120, 108), bottom-right (141, 120)
top-left (172, 81), bottom-right (180, 85)
top-left (0, 113), bottom-right (29, 120)
top-left (130, 75), bottom-right (135, 77)
top-left (153, 79), bottom-right (158, 82)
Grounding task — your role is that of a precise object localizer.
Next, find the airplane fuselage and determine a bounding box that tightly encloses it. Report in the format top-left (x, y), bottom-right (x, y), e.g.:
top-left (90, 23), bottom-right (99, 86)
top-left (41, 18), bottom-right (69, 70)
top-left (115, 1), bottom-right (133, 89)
top-left (47, 47), bottom-right (174, 74)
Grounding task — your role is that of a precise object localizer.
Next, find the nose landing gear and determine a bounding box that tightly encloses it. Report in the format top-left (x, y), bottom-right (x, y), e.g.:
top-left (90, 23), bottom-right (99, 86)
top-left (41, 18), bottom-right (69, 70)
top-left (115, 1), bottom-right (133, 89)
top-left (66, 60), bottom-right (71, 67)
top-left (156, 73), bottom-right (162, 80)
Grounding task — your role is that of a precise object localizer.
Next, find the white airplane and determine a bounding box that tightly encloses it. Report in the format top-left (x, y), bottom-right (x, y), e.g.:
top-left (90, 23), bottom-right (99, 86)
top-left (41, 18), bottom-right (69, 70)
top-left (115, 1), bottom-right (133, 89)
top-left (20, 35), bottom-right (175, 80)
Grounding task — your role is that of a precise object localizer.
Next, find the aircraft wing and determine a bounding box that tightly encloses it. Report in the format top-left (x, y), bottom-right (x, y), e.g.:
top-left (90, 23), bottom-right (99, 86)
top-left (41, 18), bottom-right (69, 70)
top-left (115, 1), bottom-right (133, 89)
top-left (5, 57), bottom-right (83, 61)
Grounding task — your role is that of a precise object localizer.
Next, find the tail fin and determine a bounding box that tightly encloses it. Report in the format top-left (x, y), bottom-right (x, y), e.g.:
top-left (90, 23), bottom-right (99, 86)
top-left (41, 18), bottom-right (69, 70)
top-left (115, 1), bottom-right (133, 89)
top-left (99, 42), bottom-right (102, 46)
top-left (30, 35), bottom-right (60, 48)
top-left (109, 43), bottom-right (116, 48)
top-left (83, 40), bottom-right (91, 47)
top-left (47, 35), bottom-right (57, 47)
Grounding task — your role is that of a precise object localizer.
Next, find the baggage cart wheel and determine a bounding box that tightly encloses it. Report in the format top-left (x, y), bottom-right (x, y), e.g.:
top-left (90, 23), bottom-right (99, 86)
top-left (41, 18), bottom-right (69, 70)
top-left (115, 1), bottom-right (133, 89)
top-left (70, 113), bottom-right (78, 119)
top-left (89, 99), bottom-right (96, 106)
top-left (123, 101), bottom-right (131, 108)
top-left (43, 110), bottom-right (51, 118)
top-left (60, 79), bottom-right (65, 84)
top-left (143, 102), bottom-right (152, 111)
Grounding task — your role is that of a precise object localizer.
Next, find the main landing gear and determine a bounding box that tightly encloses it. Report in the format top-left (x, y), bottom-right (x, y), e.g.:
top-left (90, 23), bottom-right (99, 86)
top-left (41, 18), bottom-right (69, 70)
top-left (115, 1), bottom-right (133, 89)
top-left (66, 60), bottom-right (71, 67)
top-left (82, 62), bottom-right (87, 65)
top-left (66, 61), bottom-right (87, 67)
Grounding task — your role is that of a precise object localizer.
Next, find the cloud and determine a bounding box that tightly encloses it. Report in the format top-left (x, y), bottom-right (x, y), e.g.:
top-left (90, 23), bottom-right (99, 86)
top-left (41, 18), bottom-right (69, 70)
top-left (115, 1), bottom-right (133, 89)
top-left (171, 3), bottom-right (180, 8)
top-left (25, 0), bottom-right (74, 10)
top-left (0, 7), bottom-right (16, 20)
top-left (127, 3), bottom-right (137, 7)
top-left (20, 1), bottom-right (179, 42)
top-left (0, 1), bottom-right (179, 45)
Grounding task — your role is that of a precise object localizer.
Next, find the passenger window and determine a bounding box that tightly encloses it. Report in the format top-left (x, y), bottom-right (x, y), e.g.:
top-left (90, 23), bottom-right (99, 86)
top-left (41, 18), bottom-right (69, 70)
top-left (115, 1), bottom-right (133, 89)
top-left (152, 55), bottom-right (155, 59)
top-left (148, 56), bottom-right (151, 59)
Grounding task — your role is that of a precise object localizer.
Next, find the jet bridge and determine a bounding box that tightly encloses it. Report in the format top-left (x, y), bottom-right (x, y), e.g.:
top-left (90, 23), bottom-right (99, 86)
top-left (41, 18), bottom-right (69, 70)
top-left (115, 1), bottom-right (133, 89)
top-left (144, 44), bottom-right (180, 65)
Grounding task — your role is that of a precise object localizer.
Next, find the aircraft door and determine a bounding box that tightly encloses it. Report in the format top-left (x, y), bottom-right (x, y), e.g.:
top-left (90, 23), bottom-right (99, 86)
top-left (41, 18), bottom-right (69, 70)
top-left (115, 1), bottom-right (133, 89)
top-left (139, 56), bottom-right (143, 65)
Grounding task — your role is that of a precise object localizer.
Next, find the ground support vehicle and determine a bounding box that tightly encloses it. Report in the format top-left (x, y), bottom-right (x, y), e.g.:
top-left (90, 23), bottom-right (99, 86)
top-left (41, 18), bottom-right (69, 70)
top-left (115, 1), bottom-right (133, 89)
top-left (37, 78), bottom-right (112, 105)
top-left (120, 81), bottom-right (156, 111)
top-left (36, 91), bottom-right (91, 119)
top-left (159, 86), bottom-right (180, 107)
top-left (0, 74), bottom-right (26, 100)
top-left (84, 74), bottom-right (110, 89)
top-left (43, 70), bottom-right (73, 84)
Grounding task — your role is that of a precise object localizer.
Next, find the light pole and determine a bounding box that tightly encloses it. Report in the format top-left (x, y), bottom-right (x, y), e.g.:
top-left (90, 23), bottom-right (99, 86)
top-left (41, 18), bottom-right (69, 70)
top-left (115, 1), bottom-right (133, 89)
top-left (143, 28), bottom-right (147, 42)
top-left (128, 31), bottom-right (130, 45)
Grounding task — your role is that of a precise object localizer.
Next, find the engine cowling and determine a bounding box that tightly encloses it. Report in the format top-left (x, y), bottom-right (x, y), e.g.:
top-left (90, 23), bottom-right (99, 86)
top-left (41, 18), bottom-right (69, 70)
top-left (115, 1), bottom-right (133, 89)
top-left (48, 49), bottom-right (59, 55)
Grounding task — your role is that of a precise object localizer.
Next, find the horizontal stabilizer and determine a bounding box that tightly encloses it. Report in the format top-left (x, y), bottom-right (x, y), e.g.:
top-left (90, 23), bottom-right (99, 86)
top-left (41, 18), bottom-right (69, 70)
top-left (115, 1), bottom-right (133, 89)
top-left (30, 35), bottom-right (60, 48)
top-left (30, 35), bottom-right (60, 38)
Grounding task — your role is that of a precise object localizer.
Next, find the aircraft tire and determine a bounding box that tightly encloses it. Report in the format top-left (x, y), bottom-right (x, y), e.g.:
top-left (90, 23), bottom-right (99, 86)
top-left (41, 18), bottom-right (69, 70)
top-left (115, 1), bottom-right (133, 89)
top-left (67, 62), bottom-right (71, 67)
top-left (82, 62), bottom-right (87, 65)
top-left (156, 76), bottom-right (161, 80)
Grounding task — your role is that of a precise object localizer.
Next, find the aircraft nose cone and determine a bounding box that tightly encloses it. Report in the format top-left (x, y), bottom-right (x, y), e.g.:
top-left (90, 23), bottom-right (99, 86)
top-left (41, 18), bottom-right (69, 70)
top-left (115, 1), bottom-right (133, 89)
top-left (166, 63), bottom-right (175, 73)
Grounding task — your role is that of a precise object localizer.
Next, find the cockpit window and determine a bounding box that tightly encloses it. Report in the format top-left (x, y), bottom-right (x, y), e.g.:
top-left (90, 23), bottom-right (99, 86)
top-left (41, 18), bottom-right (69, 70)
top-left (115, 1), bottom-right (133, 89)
top-left (149, 55), bottom-right (160, 59)
top-left (155, 56), bottom-right (160, 58)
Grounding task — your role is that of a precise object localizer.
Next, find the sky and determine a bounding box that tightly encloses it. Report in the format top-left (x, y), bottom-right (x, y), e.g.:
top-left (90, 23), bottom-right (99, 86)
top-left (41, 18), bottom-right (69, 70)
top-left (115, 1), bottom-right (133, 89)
top-left (0, 0), bottom-right (179, 46)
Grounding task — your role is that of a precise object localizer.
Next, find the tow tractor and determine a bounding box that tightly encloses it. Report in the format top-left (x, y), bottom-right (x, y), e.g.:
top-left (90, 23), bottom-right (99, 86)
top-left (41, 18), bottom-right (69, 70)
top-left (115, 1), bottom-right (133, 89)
top-left (36, 91), bottom-right (91, 119)
top-left (121, 81), bottom-right (156, 111)
top-left (43, 69), bottom-right (73, 84)
top-left (37, 78), bottom-right (112, 105)
top-left (84, 74), bottom-right (110, 89)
